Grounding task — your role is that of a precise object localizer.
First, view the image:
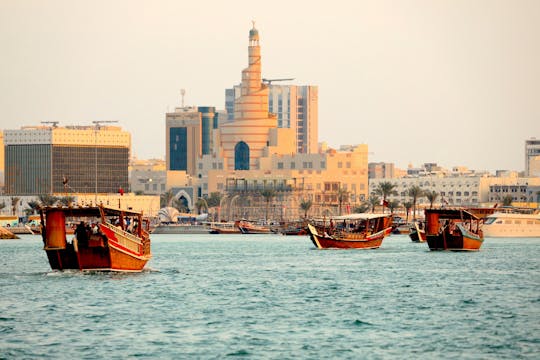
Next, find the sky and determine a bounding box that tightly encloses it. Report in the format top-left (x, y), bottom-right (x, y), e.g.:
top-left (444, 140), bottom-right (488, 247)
top-left (1, 0), bottom-right (539, 172)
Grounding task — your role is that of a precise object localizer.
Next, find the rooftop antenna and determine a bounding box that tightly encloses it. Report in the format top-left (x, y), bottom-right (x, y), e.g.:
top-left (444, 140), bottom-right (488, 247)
top-left (181, 89), bottom-right (186, 108)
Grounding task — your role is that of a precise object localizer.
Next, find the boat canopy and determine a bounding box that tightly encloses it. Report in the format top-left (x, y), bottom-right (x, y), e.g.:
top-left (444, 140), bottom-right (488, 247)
top-left (330, 213), bottom-right (391, 221)
top-left (424, 209), bottom-right (480, 220)
top-left (39, 205), bottom-right (143, 217)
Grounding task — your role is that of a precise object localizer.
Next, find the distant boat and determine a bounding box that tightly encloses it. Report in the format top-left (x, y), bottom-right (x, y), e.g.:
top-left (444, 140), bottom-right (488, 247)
top-left (424, 208), bottom-right (484, 251)
top-left (0, 226), bottom-right (19, 239)
top-left (409, 221), bottom-right (426, 242)
top-left (152, 223), bottom-right (211, 234)
top-left (281, 226), bottom-right (308, 236)
top-left (279, 220), bottom-right (308, 236)
top-left (306, 213), bottom-right (393, 249)
top-left (209, 221), bottom-right (241, 234)
top-left (482, 211), bottom-right (540, 238)
top-left (40, 205), bottom-right (152, 272)
top-left (237, 220), bottom-right (275, 234)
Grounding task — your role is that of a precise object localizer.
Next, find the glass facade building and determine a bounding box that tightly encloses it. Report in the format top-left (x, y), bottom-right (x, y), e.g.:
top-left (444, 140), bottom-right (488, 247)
top-left (5, 144), bottom-right (129, 195)
top-left (169, 127), bottom-right (188, 171)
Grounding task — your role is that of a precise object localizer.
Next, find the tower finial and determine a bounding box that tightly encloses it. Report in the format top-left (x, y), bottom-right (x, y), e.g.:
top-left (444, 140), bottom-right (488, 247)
top-left (252, 20), bottom-right (256, 29)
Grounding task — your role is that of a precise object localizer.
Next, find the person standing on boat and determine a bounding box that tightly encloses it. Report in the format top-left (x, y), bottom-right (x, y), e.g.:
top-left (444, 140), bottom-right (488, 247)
top-left (75, 221), bottom-right (88, 247)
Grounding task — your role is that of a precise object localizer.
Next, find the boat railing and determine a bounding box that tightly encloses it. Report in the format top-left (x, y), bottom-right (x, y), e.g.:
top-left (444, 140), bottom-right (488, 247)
top-left (101, 222), bottom-right (144, 255)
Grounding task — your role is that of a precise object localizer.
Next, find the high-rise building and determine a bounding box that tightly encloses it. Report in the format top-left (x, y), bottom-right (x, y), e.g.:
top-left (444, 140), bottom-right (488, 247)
top-left (4, 125), bottom-right (130, 195)
top-left (226, 81), bottom-right (318, 154)
top-left (525, 138), bottom-right (540, 177)
top-left (165, 106), bottom-right (220, 176)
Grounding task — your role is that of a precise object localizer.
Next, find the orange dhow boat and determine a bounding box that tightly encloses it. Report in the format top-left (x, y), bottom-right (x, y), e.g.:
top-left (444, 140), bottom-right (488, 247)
top-left (237, 220), bottom-right (275, 234)
top-left (40, 205), bottom-right (152, 272)
top-left (424, 208), bottom-right (484, 251)
top-left (209, 221), bottom-right (242, 234)
top-left (307, 213), bottom-right (393, 249)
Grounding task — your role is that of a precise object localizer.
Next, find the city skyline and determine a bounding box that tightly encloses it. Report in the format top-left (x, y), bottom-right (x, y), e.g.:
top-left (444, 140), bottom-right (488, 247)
top-left (1, 0), bottom-right (539, 173)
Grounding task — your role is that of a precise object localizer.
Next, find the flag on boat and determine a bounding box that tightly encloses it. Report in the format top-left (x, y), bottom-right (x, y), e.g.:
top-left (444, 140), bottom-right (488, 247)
top-left (118, 187), bottom-right (124, 196)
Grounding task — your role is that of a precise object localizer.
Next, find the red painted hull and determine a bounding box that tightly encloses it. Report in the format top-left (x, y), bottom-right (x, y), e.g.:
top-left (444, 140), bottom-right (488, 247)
top-left (426, 231), bottom-right (483, 251)
top-left (307, 224), bottom-right (390, 249)
top-left (424, 211), bottom-right (484, 251)
top-left (42, 206), bottom-right (151, 272)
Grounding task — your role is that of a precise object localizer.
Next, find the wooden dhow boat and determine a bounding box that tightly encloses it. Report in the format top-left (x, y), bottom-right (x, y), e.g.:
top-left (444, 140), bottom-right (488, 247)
top-left (40, 205), bottom-right (152, 272)
top-left (409, 221), bottom-right (426, 242)
top-left (424, 208), bottom-right (484, 251)
top-left (307, 213), bottom-right (393, 249)
top-left (237, 220), bottom-right (276, 234)
top-left (209, 221), bottom-right (242, 234)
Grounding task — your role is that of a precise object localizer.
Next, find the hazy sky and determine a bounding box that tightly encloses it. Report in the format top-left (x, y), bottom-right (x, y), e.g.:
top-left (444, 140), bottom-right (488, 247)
top-left (1, 0), bottom-right (539, 172)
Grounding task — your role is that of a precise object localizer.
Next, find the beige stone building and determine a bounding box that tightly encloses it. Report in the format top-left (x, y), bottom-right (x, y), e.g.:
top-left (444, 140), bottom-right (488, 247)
top-left (205, 144), bottom-right (369, 221)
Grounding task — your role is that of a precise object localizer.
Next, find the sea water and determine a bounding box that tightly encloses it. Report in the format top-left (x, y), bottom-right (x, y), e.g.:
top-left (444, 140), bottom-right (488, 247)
top-left (1, 234), bottom-right (538, 359)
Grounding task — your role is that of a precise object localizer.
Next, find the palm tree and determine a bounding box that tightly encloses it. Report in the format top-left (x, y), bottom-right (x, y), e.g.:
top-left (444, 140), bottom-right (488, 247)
top-left (368, 196), bottom-right (380, 213)
top-left (337, 187), bottom-right (349, 215)
top-left (300, 199), bottom-right (313, 219)
top-left (38, 195), bottom-right (58, 207)
top-left (502, 195), bottom-right (513, 207)
top-left (260, 188), bottom-right (276, 222)
top-left (388, 200), bottom-right (400, 214)
top-left (403, 201), bottom-right (413, 223)
top-left (58, 196), bottom-right (76, 207)
top-left (353, 202), bottom-right (370, 213)
top-left (26, 200), bottom-right (40, 215)
top-left (372, 181), bottom-right (398, 212)
top-left (195, 198), bottom-right (208, 214)
top-left (425, 190), bottom-right (439, 209)
top-left (206, 192), bottom-right (222, 208)
top-left (408, 185), bottom-right (423, 220)
top-left (10, 197), bottom-right (20, 216)
top-left (160, 189), bottom-right (175, 208)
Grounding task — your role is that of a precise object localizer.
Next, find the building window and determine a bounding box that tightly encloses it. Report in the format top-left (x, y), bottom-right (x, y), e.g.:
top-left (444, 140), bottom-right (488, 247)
top-left (277, 162), bottom-right (284, 169)
top-left (234, 141), bottom-right (250, 170)
top-left (338, 162), bottom-right (342, 168)
top-left (290, 162), bottom-right (295, 169)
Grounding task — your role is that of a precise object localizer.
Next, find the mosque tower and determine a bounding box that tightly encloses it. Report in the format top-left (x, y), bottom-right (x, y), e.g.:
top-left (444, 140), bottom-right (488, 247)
top-left (220, 23), bottom-right (278, 170)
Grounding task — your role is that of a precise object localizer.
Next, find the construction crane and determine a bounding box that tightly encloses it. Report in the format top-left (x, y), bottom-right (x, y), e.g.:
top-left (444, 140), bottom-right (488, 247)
top-left (262, 78), bottom-right (295, 85)
top-left (41, 121), bottom-right (59, 127)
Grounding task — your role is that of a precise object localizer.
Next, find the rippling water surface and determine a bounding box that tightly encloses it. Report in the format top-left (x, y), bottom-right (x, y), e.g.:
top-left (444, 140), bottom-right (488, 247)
top-left (1, 234), bottom-right (539, 359)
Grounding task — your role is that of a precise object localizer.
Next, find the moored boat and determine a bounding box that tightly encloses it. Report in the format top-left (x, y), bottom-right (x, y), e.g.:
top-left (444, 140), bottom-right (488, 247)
top-left (281, 226), bottom-right (308, 236)
top-left (237, 220), bottom-right (275, 234)
top-left (209, 221), bottom-right (242, 234)
top-left (40, 205), bottom-right (152, 272)
top-left (306, 213), bottom-right (393, 249)
top-left (424, 208), bottom-right (484, 251)
top-left (482, 211), bottom-right (540, 238)
top-left (0, 226), bottom-right (19, 239)
top-left (409, 221), bottom-right (426, 242)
